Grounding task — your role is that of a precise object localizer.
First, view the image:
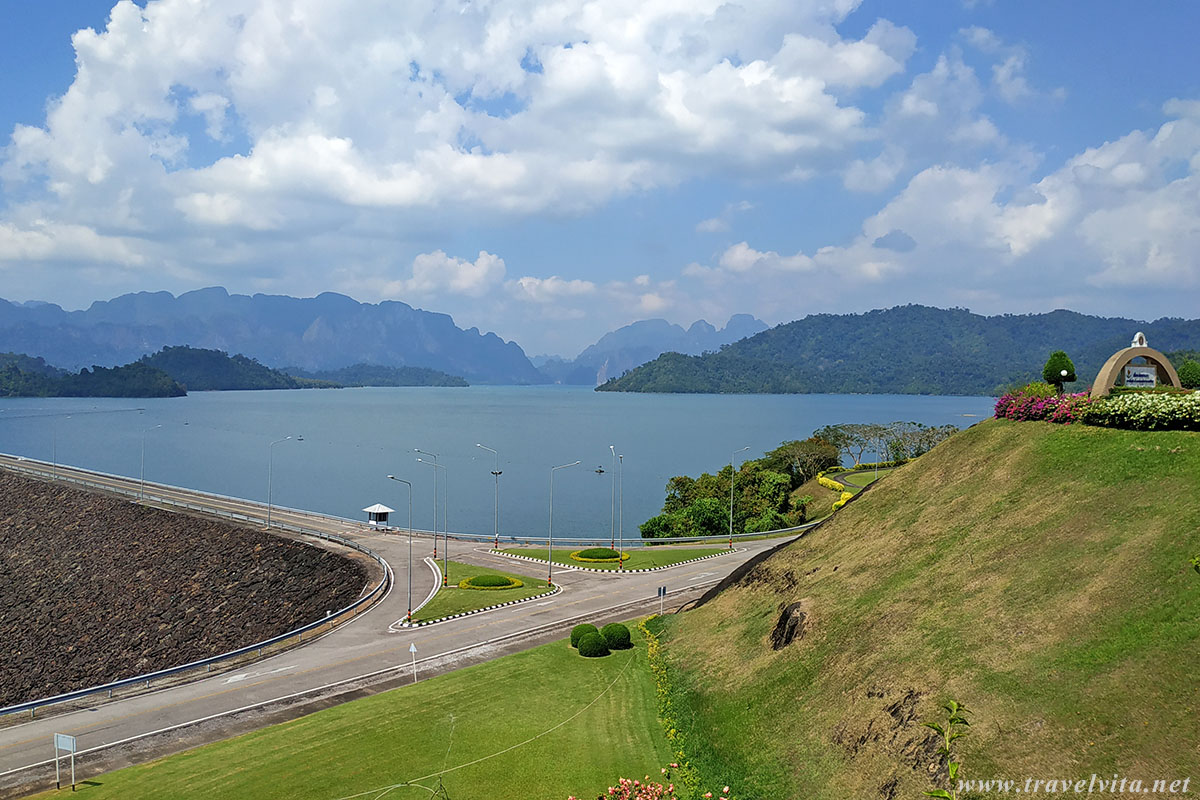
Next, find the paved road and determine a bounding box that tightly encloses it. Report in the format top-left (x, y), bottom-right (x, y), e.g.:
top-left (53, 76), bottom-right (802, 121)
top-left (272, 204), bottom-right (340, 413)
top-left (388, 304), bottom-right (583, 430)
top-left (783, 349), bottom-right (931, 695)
top-left (0, 456), bottom-right (791, 794)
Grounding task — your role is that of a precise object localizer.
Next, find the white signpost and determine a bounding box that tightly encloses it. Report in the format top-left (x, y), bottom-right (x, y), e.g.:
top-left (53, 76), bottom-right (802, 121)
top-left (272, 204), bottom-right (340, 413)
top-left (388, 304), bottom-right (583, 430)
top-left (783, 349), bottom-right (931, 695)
top-left (409, 642), bottom-right (418, 684)
top-left (658, 586), bottom-right (667, 616)
top-left (1124, 365), bottom-right (1157, 388)
top-left (53, 733), bottom-right (76, 791)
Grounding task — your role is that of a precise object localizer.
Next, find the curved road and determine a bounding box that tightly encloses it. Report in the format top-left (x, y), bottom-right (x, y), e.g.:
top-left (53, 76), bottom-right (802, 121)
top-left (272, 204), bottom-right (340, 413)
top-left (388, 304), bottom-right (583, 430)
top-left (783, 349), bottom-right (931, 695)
top-left (0, 455), bottom-right (793, 795)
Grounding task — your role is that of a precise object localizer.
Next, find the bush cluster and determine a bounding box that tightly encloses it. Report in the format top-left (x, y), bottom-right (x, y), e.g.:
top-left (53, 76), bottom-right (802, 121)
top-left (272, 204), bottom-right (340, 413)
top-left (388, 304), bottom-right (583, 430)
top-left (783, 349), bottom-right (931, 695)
top-left (1180, 360), bottom-right (1200, 389)
top-left (577, 632), bottom-right (611, 658)
top-left (832, 491), bottom-right (853, 511)
top-left (994, 382), bottom-right (1092, 424)
top-left (1078, 391), bottom-right (1200, 431)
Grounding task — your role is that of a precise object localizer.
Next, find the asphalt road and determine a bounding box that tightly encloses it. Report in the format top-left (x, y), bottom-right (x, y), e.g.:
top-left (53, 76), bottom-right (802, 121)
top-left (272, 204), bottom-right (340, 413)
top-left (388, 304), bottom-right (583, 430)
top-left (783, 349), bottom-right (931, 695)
top-left (0, 455), bottom-right (791, 795)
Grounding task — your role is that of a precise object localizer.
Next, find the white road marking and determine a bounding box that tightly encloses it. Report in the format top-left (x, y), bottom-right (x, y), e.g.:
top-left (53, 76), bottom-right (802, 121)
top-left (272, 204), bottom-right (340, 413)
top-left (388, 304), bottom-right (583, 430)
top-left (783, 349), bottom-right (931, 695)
top-left (222, 665), bottom-right (296, 684)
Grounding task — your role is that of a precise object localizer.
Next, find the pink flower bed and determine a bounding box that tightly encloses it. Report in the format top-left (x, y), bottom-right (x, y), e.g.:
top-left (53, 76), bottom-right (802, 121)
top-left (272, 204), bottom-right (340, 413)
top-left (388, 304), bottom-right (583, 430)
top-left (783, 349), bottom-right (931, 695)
top-left (994, 387), bottom-right (1093, 424)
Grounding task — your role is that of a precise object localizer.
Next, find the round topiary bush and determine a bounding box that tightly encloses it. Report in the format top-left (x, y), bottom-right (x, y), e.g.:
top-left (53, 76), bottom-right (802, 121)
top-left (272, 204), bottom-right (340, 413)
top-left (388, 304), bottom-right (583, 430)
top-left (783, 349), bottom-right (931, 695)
top-left (577, 631), bottom-right (611, 658)
top-left (600, 622), bottom-right (632, 650)
top-left (570, 547), bottom-right (629, 562)
top-left (570, 623), bottom-right (599, 648)
top-left (459, 574), bottom-right (523, 590)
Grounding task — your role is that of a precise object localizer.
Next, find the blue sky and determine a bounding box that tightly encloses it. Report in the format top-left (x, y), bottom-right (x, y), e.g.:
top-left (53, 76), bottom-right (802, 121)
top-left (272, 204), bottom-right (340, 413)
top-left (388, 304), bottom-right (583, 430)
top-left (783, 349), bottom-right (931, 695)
top-left (1, 0), bottom-right (1198, 355)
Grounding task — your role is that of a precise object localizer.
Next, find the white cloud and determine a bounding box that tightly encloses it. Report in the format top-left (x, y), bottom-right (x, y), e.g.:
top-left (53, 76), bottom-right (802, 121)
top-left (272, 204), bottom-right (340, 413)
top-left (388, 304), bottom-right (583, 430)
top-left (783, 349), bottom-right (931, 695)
top-left (719, 241), bottom-right (815, 273)
top-left (696, 217), bottom-right (729, 233)
top-left (843, 145), bottom-right (905, 192)
top-left (398, 250), bottom-right (507, 298)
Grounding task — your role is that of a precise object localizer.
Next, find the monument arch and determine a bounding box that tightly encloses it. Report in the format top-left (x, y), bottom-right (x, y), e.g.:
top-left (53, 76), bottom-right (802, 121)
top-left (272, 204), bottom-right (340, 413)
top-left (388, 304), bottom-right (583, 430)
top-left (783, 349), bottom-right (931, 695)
top-left (1090, 332), bottom-right (1183, 398)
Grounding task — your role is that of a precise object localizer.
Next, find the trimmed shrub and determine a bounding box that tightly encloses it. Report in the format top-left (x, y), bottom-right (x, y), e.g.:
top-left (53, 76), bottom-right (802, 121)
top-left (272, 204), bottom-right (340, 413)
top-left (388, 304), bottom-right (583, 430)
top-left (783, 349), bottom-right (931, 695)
top-left (459, 574), bottom-right (523, 590)
top-left (570, 547), bottom-right (629, 562)
top-left (601, 622), bottom-right (632, 650)
top-left (832, 491), bottom-right (853, 511)
top-left (570, 623), bottom-right (599, 648)
top-left (1180, 360), bottom-right (1200, 390)
top-left (577, 632), bottom-right (611, 658)
top-left (1043, 350), bottom-right (1077, 391)
top-left (816, 472), bottom-right (845, 492)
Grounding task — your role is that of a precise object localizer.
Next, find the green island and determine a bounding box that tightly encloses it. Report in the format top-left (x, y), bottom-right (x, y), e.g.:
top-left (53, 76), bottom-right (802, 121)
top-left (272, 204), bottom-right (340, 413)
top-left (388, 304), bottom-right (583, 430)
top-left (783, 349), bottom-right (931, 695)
top-left (499, 545), bottom-right (726, 571)
top-left (413, 560), bottom-right (549, 622)
top-left (28, 628), bottom-right (669, 800)
top-left (0, 353), bottom-right (185, 398)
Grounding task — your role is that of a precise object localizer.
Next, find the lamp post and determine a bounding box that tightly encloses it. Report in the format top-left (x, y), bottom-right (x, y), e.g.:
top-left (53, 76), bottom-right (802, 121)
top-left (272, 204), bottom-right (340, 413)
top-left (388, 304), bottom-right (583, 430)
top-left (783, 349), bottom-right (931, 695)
top-left (608, 445), bottom-right (616, 548)
top-left (549, 461), bottom-right (580, 587)
top-left (617, 453), bottom-right (624, 570)
top-left (476, 443), bottom-right (502, 549)
top-left (386, 475), bottom-right (414, 623)
top-left (139, 424), bottom-right (162, 500)
top-left (417, 458), bottom-right (448, 586)
top-left (730, 446), bottom-right (749, 550)
top-left (415, 449), bottom-right (439, 558)
top-left (267, 435), bottom-right (302, 529)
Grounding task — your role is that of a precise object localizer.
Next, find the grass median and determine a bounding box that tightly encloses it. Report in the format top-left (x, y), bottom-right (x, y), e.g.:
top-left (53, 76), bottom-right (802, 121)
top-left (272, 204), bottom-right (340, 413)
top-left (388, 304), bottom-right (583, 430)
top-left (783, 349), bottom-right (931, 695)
top-left (32, 626), bottom-right (671, 800)
top-left (413, 560), bottom-right (550, 622)
top-left (499, 545), bottom-right (727, 570)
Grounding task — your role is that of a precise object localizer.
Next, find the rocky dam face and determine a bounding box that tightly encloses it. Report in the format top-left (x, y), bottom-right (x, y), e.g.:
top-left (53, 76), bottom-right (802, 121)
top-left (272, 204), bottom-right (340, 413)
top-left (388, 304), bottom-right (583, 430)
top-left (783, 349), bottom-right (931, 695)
top-left (0, 469), bottom-right (367, 707)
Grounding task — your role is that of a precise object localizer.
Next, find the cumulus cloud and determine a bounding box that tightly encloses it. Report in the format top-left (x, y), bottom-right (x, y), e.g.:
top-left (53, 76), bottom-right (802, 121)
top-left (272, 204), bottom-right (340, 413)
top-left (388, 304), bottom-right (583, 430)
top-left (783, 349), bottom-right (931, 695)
top-left (399, 250), bottom-right (507, 298)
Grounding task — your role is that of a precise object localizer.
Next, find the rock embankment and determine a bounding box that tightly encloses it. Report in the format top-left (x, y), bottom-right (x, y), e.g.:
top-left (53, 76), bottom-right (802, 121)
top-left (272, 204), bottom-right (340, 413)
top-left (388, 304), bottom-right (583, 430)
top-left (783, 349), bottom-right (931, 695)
top-left (0, 470), bottom-right (367, 707)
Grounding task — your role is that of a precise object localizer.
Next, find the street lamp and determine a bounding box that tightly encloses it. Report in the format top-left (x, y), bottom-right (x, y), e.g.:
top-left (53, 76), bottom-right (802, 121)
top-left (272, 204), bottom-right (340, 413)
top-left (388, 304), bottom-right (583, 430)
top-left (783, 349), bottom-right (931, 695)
top-left (608, 445), bottom-right (616, 548)
top-left (417, 457), bottom-right (448, 586)
top-left (476, 443), bottom-right (502, 549)
top-left (267, 435), bottom-right (302, 528)
top-left (415, 449), bottom-right (439, 558)
top-left (617, 453), bottom-right (624, 570)
top-left (730, 446), bottom-right (749, 550)
top-left (386, 475), bottom-right (414, 623)
top-left (139, 424), bottom-right (162, 500)
top-left (548, 461), bottom-right (580, 587)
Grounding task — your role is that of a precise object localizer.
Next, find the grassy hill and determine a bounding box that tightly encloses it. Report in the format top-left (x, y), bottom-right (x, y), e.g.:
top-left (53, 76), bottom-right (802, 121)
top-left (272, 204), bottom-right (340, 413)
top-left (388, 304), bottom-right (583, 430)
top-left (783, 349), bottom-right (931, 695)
top-left (656, 420), bottom-right (1200, 798)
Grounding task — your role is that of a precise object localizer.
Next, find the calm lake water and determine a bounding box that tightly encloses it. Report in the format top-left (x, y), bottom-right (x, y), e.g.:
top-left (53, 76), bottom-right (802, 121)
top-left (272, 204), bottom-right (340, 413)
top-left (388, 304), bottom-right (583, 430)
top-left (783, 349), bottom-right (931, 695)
top-left (0, 387), bottom-right (994, 540)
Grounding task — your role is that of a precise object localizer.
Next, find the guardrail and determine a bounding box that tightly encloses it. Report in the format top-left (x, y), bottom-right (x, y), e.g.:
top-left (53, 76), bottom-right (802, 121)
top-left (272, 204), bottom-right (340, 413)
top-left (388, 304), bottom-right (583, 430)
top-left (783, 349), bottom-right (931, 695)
top-left (0, 457), bottom-right (393, 720)
top-left (0, 453), bottom-right (820, 547)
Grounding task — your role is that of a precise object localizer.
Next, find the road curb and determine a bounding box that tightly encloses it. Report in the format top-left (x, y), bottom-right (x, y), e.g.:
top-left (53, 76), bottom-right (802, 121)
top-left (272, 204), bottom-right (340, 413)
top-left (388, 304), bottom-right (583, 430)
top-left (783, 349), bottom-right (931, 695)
top-left (488, 548), bottom-right (743, 573)
top-left (393, 584), bottom-right (563, 628)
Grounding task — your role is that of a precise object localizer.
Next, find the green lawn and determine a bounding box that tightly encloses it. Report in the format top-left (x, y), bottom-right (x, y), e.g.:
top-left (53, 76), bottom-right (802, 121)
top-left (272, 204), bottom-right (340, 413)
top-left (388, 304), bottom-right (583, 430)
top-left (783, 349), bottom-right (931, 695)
top-left (499, 545), bottom-right (727, 570)
top-left (415, 560), bottom-right (550, 622)
top-left (33, 628), bottom-right (672, 800)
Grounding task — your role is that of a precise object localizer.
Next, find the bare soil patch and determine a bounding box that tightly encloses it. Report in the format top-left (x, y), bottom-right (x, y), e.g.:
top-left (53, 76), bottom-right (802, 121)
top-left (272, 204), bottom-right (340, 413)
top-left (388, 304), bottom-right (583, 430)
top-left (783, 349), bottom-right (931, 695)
top-left (0, 469), bottom-right (367, 707)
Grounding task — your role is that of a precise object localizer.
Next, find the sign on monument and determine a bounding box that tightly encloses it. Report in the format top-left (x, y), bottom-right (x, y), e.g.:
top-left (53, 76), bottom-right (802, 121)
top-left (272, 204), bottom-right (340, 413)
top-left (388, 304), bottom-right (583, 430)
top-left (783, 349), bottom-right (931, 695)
top-left (1124, 366), bottom-right (1157, 388)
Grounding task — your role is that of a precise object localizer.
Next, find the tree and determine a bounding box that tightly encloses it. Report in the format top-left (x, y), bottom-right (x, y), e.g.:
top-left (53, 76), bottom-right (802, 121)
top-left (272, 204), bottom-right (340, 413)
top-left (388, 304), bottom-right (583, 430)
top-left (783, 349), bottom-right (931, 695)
top-left (1042, 350), bottom-right (1076, 393)
top-left (1179, 360), bottom-right (1200, 389)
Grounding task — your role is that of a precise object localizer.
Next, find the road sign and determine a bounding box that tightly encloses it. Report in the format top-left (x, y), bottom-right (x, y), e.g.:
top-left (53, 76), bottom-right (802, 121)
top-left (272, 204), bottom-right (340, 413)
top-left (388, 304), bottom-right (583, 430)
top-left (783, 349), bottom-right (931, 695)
top-left (53, 733), bottom-right (76, 790)
top-left (409, 643), bottom-right (418, 683)
top-left (658, 586), bottom-right (666, 616)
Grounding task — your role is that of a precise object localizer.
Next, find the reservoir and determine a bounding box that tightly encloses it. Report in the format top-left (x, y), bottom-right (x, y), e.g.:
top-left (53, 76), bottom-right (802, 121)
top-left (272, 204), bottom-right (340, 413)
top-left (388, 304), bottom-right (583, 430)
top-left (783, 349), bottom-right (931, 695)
top-left (0, 387), bottom-right (994, 540)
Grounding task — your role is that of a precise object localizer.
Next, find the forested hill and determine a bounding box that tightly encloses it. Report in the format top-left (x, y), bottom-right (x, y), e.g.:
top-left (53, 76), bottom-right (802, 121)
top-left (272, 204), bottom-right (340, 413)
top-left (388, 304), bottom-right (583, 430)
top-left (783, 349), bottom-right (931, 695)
top-left (284, 364), bottom-right (468, 387)
top-left (140, 346), bottom-right (332, 391)
top-left (0, 358), bottom-right (184, 398)
top-left (596, 306), bottom-right (1200, 395)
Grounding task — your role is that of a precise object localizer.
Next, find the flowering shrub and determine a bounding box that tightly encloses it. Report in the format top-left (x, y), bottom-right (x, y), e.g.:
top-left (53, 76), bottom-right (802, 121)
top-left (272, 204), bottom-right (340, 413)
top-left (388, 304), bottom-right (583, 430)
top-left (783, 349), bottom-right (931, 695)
top-left (993, 383), bottom-right (1093, 424)
top-left (1078, 390), bottom-right (1200, 431)
top-left (817, 473), bottom-right (846, 492)
top-left (832, 491), bottom-right (853, 511)
top-left (567, 767), bottom-right (731, 800)
top-left (639, 617), bottom-right (701, 795)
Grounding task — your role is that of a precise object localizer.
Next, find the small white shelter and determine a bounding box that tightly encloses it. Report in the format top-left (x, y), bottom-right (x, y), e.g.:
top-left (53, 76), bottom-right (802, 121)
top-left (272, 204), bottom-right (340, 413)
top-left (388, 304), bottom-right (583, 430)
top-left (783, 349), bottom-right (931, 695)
top-left (363, 503), bottom-right (395, 526)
